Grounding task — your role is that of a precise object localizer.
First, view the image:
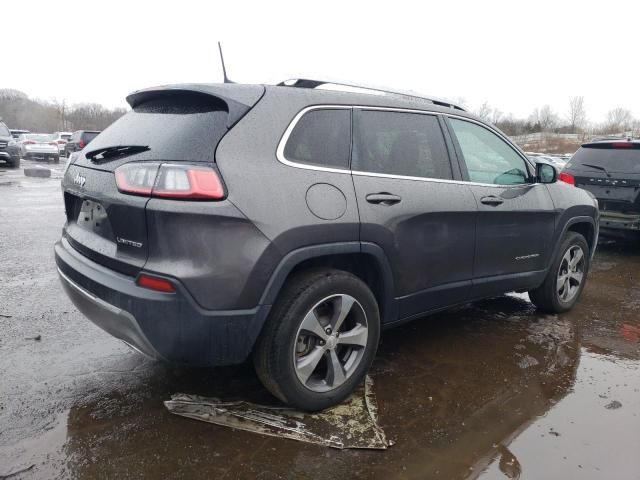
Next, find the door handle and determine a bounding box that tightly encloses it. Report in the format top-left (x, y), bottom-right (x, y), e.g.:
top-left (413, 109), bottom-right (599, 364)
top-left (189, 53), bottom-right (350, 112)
top-left (365, 193), bottom-right (402, 205)
top-left (480, 195), bottom-right (504, 206)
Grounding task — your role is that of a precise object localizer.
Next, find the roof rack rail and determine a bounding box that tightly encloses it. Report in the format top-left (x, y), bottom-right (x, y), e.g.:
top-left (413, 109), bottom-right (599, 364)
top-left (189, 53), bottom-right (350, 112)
top-left (276, 78), bottom-right (466, 111)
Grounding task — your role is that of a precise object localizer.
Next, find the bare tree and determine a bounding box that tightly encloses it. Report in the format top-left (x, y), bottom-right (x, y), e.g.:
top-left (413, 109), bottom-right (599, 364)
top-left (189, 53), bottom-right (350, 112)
top-left (538, 105), bottom-right (558, 131)
top-left (475, 101), bottom-right (492, 121)
top-left (605, 107), bottom-right (634, 134)
top-left (567, 96), bottom-right (587, 133)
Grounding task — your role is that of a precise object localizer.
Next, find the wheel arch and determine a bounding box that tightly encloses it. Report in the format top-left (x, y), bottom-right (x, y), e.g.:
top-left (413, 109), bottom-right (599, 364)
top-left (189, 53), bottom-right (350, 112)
top-left (551, 216), bottom-right (597, 267)
top-left (258, 242), bottom-right (397, 325)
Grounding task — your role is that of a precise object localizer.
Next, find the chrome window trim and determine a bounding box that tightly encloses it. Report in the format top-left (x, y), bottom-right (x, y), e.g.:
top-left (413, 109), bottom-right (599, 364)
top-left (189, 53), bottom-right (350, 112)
top-left (443, 113), bottom-right (536, 177)
top-left (275, 105), bottom-right (352, 174)
top-left (275, 104), bottom-right (537, 188)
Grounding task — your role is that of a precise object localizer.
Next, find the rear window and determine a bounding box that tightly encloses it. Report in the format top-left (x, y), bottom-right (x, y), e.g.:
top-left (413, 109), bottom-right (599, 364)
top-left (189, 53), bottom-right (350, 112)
top-left (569, 145), bottom-right (640, 174)
top-left (84, 93), bottom-right (230, 162)
top-left (353, 110), bottom-right (452, 179)
top-left (83, 132), bottom-right (100, 142)
top-left (26, 134), bottom-right (52, 142)
top-left (283, 109), bottom-right (351, 169)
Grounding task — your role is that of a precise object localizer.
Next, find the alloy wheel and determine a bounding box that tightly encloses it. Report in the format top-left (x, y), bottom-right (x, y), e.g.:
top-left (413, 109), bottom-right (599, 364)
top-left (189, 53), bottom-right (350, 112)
top-left (293, 294), bottom-right (369, 393)
top-left (557, 245), bottom-right (585, 302)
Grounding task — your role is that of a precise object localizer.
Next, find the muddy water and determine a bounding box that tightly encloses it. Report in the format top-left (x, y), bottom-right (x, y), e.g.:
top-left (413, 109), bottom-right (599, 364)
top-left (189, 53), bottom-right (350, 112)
top-left (0, 162), bottom-right (638, 479)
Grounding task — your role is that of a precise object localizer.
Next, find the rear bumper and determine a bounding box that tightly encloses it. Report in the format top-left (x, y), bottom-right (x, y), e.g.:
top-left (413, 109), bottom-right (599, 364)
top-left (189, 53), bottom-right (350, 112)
top-left (25, 151), bottom-right (58, 159)
top-left (599, 211), bottom-right (640, 232)
top-left (55, 238), bottom-right (271, 366)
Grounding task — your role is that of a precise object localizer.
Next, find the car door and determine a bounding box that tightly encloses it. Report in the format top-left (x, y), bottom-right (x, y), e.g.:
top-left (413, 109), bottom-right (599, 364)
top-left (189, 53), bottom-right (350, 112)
top-left (352, 108), bottom-right (477, 320)
top-left (445, 116), bottom-right (556, 299)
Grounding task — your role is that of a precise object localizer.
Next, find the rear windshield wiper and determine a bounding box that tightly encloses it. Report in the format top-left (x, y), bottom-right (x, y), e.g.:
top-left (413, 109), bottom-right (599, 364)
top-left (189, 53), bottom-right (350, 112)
top-left (85, 145), bottom-right (150, 163)
top-left (580, 163), bottom-right (611, 177)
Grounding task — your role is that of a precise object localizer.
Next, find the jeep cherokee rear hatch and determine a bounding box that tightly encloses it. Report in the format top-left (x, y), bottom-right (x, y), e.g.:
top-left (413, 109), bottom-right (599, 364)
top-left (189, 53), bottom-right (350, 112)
top-left (563, 141), bottom-right (640, 215)
top-left (61, 84), bottom-right (264, 276)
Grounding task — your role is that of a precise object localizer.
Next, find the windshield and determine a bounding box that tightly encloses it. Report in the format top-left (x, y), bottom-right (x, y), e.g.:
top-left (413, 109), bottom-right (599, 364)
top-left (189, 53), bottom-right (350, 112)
top-left (569, 146), bottom-right (640, 174)
top-left (0, 123), bottom-right (10, 137)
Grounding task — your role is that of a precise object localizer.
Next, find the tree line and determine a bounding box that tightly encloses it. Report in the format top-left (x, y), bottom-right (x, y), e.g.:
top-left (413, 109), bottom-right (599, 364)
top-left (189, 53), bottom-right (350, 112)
top-left (0, 89), bottom-right (127, 133)
top-left (474, 96), bottom-right (640, 138)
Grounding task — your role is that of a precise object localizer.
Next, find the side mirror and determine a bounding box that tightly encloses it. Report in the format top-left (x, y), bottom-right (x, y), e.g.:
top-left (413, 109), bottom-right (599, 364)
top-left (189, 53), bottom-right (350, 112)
top-left (536, 162), bottom-right (557, 184)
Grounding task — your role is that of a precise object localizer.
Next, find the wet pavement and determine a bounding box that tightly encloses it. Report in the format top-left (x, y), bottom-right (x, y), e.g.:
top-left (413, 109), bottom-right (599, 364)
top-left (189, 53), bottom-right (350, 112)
top-left (0, 160), bottom-right (639, 479)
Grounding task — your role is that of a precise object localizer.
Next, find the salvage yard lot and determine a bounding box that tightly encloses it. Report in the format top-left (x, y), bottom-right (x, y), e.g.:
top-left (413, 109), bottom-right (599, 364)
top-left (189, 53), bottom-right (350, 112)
top-left (0, 160), bottom-right (639, 479)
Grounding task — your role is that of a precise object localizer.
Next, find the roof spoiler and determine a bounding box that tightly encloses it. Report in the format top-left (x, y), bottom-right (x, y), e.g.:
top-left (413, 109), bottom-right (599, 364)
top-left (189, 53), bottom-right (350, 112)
top-left (126, 84), bottom-right (265, 128)
top-left (277, 78), bottom-right (466, 111)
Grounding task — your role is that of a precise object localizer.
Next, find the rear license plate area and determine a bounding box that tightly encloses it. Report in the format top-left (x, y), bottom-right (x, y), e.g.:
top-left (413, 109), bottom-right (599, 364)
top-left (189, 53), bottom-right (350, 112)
top-left (76, 198), bottom-right (113, 237)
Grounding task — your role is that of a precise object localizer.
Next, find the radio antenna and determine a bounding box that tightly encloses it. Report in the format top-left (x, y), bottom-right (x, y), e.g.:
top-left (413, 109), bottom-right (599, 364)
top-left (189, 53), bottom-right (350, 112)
top-left (218, 42), bottom-right (233, 83)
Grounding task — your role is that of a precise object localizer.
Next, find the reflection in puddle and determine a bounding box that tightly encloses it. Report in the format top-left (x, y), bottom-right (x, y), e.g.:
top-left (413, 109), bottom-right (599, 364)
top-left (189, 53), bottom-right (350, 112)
top-left (479, 351), bottom-right (640, 480)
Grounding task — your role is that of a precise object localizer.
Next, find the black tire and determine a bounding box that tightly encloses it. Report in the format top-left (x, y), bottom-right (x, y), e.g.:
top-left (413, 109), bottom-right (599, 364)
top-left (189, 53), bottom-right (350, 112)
top-left (54, 155), bottom-right (60, 163)
top-left (11, 156), bottom-right (20, 168)
top-left (528, 231), bottom-right (590, 313)
top-left (253, 269), bottom-right (380, 411)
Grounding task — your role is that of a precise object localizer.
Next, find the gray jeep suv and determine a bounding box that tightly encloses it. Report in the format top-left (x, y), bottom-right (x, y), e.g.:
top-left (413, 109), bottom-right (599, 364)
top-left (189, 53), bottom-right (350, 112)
top-left (55, 81), bottom-right (598, 410)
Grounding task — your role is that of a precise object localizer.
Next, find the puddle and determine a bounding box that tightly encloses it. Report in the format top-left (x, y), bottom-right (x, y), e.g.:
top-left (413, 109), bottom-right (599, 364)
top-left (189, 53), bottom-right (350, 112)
top-left (165, 376), bottom-right (390, 449)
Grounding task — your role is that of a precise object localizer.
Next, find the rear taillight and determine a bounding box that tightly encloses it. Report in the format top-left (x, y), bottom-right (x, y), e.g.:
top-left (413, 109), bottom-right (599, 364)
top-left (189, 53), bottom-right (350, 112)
top-left (23, 140), bottom-right (35, 145)
top-left (559, 172), bottom-right (576, 186)
top-left (49, 142), bottom-right (57, 146)
top-left (57, 140), bottom-right (66, 144)
top-left (137, 274), bottom-right (176, 293)
top-left (79, 140), bottom-right (86, 149)
top-left (115, 162), bottom-right (225, 200)
top-left (612, 142), bottom-right (633, 149)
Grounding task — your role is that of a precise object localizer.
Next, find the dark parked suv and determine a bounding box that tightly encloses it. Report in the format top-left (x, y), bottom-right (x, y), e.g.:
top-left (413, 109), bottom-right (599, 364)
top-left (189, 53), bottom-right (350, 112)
top-left (561, 139), bottom-right (640, 236)
top-left (55, 81), bottom-right (598, 410)
top-left (0, 121), bottom-right (18, 168)
top-left (65, 130), bottom-right (101, 156)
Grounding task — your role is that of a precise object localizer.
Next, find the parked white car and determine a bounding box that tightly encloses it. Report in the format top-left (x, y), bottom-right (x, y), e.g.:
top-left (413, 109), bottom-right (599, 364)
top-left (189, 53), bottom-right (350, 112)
top-left (50, 131), bottom-right (73, 157)
top-left (13, 133), bottom-right (60, 162)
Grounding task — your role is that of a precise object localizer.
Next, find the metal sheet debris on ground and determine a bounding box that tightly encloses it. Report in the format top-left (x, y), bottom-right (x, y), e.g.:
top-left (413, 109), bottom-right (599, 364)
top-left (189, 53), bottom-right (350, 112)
top-left (164, 376), bottom-right (390, 449)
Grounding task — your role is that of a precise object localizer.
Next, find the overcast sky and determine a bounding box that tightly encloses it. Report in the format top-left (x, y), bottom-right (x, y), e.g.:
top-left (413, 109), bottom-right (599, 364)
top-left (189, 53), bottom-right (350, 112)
top-left (4, 0), bottom-right (639, 123)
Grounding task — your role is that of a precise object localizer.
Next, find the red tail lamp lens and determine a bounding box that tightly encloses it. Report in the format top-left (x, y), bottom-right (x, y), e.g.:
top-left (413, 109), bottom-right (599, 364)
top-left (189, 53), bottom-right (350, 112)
top-left (612, 142), bottom-right (633, 149)
top-left (137, 274), bottom-right (176, 293)
top-left (114, 163), bottom-right (225, 200)
top-left (559, 172), bottom-right (576, 186)
top-left (152, 164), bottom-right (225, 199)
top-left (115, 163), bottom-right (159, 196)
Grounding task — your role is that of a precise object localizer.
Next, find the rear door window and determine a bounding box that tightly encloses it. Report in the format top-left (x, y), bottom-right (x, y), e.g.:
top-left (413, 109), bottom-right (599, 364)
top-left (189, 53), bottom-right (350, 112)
top-left (352, 110), bottom-right (453, 179)
top-left (449, 118), bottom-right (529, 185)
top-left (282, 108), bottom-right (351, 169)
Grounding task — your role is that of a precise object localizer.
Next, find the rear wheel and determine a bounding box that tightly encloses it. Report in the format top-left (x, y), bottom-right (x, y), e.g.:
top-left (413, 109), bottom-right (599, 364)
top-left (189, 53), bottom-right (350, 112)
top-left (254, 269), bottom-right (380, 411)
top-left (9, 156), bottom-right (20, 168)
top-left (528, 231), bottom-right (589, 313)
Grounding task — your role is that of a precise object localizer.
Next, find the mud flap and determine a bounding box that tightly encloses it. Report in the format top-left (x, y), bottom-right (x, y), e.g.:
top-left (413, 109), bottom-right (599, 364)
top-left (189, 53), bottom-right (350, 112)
top-left (164, 376), bottom-right (391, 449)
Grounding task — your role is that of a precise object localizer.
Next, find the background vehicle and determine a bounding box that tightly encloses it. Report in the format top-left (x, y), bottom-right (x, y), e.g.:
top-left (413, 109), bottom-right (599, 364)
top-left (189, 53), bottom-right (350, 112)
top-left (50, 131), bottom-right (72, 157)
top-left (562, 139), bottom-right (640, 236)
top-left (56, 81), bottom-right (598, 410)
top-left (0, 121), bottom-right (19, 168)
top-left (10, 133), bottom-right (60, 162)
top-left (65, 130), bottom-right (100, 156)
top-left (9, 129), bottom-right (30, 139)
